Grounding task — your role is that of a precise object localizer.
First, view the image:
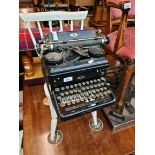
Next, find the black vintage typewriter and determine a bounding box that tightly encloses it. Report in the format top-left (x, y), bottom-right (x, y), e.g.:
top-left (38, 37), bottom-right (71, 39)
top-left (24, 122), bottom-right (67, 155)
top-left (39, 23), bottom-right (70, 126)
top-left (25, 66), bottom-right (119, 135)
top-left (40, 29), bottom-right (116, 120)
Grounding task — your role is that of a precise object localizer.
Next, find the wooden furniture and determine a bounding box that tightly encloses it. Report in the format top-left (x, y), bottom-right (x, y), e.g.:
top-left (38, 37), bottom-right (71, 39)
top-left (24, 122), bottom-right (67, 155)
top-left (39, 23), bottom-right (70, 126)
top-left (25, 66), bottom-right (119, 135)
top-left (89, 0), bottom-right (108, 34)
top-left (106, 0), bottom-right (135, 33)
top-left (103, 0), bottom-right (135, 130)
top-left (23, 84), bottom-right (135, 155)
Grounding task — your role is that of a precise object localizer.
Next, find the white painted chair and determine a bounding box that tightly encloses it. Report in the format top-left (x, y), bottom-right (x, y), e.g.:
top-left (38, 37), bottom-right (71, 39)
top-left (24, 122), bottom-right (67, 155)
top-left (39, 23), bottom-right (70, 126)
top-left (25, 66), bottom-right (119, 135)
top-left (19, 11), bottom-right (103, 144)
top-left (19, 11), bottom-right (88, 57)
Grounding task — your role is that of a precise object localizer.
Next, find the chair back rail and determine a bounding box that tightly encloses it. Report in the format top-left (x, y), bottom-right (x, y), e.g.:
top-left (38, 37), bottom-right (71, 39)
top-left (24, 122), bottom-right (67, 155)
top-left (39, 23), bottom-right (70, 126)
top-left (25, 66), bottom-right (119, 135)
top-left (19, 11), bottom-right (88, 52)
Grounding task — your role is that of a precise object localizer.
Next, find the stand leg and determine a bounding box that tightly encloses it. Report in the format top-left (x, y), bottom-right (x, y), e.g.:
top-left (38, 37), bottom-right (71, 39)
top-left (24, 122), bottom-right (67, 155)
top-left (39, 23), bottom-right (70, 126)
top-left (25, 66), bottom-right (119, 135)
top-left (44, 83), bottom-right (63, 144)
top-left (91, 111), bottom-right (97, 126)
top-left (89, 111), bottom-right (103, 131)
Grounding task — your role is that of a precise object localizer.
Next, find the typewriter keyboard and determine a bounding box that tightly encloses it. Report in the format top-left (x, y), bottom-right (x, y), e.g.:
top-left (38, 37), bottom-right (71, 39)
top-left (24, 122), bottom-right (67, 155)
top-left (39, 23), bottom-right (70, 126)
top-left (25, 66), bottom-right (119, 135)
top-left (54, 77), bottom-right (115, 119)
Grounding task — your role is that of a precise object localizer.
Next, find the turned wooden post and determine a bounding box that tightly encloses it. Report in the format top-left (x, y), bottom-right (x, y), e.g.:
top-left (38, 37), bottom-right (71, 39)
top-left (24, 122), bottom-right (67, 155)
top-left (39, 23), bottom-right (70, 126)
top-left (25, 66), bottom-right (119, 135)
top-left (115, 58), bottom-right (135, 114)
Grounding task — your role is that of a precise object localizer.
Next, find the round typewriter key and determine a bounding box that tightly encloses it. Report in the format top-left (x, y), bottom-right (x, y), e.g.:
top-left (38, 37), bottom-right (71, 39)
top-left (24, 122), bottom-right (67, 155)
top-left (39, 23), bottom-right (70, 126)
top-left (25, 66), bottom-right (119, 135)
top-left (74, 84), bottom-right (78, 87)
top-left (104, 87), bottom-right (107, 90)
top-left (70, 85), bottom-right (73, 89)
top-left (90, 85), bottom-right (93, 89)
top-left (65, 86), bottom-right (69, 89)
top-left (101, 83), bottom-right (104, 86)
top-left (93, 79), bottom-right (97, 83)
top-left (97, 84), bottom-right (101, 87)
top-left (69, 90), bottom-right (73, 94)
top-left (82, 82), bottom-right (86, 85)
top-left (60, 103), bottom-right (65, 107)
top-left (106, 83), bottom-right (110, 86)
top-left (107, 90), bottom-right (112, 94)
top-left (73, 89), bottom-right (77, 93)
top-left (96, 89), bottom-right (100, 93)
top-left (86, 81), bottom-right (89, 85)
top-left (61, 87), bottom-right (65, 91)
top-left (99, 92), bottom-right (103, 97)
top-left (71, 99), bottom-right (76, 104)
top-left (104, 91), bottom-right (108, 95)
top-left (65, 91), bottom-right (69, 95)
top-left (78, 89), bottom-right (82, 93)
top-left (100, 88), bottom-right (104, 91)
top-left (57, 96), bottom-right (61, 100)
top-left (94, 84), bottom-right (97, 88)
top-left (86, 86), bottom-right (89, 90)
top-left (60, 93), bottom-right (64, 97)
top-left (81, 87), bottom-right (85, 91)
top-left (80, 97), bottom-right (84, 102)
top-left (66, 99), bottom-right (71, 105)
top-left (92, 90), bottom-right (96, 94)
top-left (97, 79), bottom-right (101, 82)
top-left (78, 83), bottom-right (82, 86)
top-left (90, 80), bottom-right (93, 84)
top-left (55, 88), bottom-right (60, 92)
top-left (101, 77), bottom-right (106, 81)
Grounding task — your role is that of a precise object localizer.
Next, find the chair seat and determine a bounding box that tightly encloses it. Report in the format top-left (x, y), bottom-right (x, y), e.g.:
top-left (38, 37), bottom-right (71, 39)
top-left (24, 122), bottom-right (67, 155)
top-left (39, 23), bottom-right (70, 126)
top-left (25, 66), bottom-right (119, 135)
top-left (105, 27), bottom-right (135, 58)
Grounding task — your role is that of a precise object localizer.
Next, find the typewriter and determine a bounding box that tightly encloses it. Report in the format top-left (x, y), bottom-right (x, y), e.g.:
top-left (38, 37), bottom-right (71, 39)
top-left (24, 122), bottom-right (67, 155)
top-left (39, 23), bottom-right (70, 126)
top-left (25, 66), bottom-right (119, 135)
top-left (40, 29), bottom-right (116, 121)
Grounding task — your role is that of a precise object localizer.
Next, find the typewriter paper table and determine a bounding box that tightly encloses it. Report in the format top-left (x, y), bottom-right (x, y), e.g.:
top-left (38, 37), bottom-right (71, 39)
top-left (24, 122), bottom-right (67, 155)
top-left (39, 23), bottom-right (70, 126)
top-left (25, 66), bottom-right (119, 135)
top-left (23, 84), bottom-right (135, 155)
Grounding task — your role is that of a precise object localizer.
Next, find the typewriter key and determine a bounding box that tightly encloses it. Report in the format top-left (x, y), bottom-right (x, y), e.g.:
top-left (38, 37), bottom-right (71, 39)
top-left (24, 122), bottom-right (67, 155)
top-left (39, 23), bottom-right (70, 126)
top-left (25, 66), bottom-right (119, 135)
top-left (94, 84), bottom-right (97, 88)
top-left (61, 87), bottom-right (65, 91)
top-left (69, 90), bottom-right (73, 94)
top-left (80, 96), bottom-right (84, 102)
top-left (96, 89), bottom-right (100, 93)
top-left (66, 98), bottom-right (71, 105)
top-left (101, 77), bottom-right (106, 81)
top-left (55, 88), bottom-right (60, 92)
top-left (78, 89), bottom-right (82, 93)
top-left (86, 81), bottom-right (89, 85)
top-left (101, 82), bottom-right (104, 86)
top-left (74, 84), bottom-right (78, 87)
top-left (73, 89), bottom-right (77, 93)
top-left (60, 93), bottom-right (64, 97)
top-left (106, 83), bottom-right (110, 86)
top-left (82, 82), bottom-right (86, 85)
top-left (104, 91), bottom-right (108, 95)
top-left (90, 85), bottom-right (93, 89)
top-left (99, 92), bottom-right (103, 97)
top-left (90, 80), bottom-right (93, 84)
top-left (100, 88), bottom-right (104, 91)
top-left (94, 79), bottom-right (97, 83)
top-left (107, 90), bottom-right (112, 94)
top-left (70, 85), bottom-right (73, 89)
top-left (78, 83), bottom-right (82, 86)
top-left (66, 86), bottom-right (69, 89)
top-left (86, 86), bottom-right (89, 90)
top-left (92, 89), bottom-right (96, 94)
top-left (57, 96), bottom-right (61, 100)
top-left (60, 103), bottom-right (65, 107)
top-left (81, 87), bottom-right (85, 91)
top-left (97, 79), bottom-right (101, 82)
top-left (71, 99), bottom-right (76, 104)
top-left (97, 84), bottom-right (101, 87)
top-left (104, 87), bottom-right (107, 90)
top-left (65, 91), bottom-right (69, 95)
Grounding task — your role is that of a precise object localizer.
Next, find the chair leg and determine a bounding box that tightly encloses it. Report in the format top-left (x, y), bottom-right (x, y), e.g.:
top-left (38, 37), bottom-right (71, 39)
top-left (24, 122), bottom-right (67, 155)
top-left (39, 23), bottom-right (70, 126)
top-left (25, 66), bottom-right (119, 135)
top-left (115, 58), bottom-right (135, 114)
top-left (89, 111), bottom-right (103, 131)
top-left (44, 83), bottom-right (63, 144)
